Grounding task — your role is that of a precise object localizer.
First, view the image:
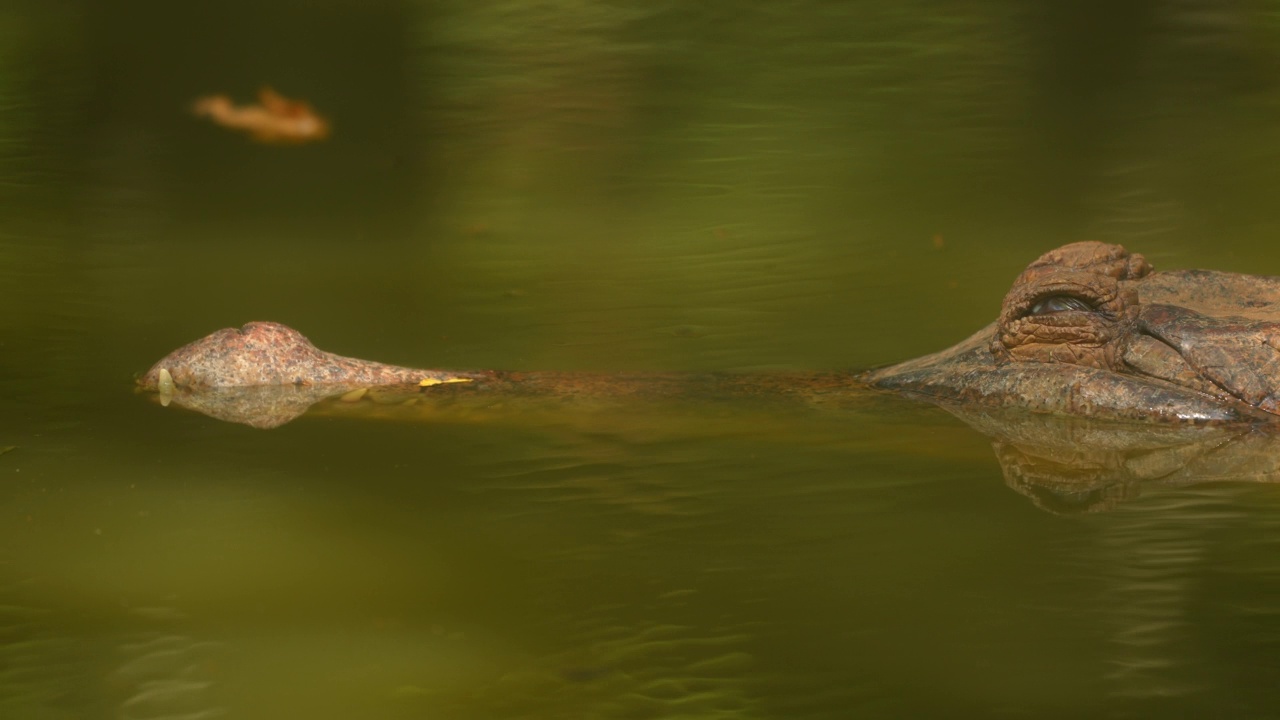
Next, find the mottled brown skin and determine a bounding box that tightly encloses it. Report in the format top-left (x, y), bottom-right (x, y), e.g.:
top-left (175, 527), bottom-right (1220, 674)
top-left (865, 241), bottom-right (1280, 425)
top-left (138, 321), bottom-right (492, 392)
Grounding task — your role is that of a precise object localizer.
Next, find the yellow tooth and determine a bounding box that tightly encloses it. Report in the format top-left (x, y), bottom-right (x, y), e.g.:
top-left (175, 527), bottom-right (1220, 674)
top-left (418, 377), bottom-right (473, 387)
top-left (157, 368), bottom-right (174, 407)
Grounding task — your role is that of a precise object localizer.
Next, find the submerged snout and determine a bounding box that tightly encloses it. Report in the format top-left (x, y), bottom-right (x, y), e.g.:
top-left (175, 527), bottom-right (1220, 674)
top-left (1127, 304), bottom-right (1280, 415)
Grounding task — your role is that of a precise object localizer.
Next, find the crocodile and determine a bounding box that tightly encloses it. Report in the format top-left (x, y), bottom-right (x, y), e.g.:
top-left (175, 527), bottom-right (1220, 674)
top-left (137, 241), bottom-right (1280, 428)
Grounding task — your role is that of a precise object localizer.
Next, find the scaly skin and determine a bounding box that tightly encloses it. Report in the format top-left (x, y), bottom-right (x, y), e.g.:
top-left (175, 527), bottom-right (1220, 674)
top-left (138, 322), bottom-right (482, 390)
top-left (865, 241), bottom-right (1280, 425)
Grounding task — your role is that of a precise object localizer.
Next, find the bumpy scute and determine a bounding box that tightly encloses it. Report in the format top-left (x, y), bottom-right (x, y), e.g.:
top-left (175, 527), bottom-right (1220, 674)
top-left (138, 322), bottom-right (476, 390)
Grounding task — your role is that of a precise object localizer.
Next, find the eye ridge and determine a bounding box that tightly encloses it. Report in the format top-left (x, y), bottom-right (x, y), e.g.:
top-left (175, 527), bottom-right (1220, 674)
top-left (1026, 294), bottom-right (1096, 316)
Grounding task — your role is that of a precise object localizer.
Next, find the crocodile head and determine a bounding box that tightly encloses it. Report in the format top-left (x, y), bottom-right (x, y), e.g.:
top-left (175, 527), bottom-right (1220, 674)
top-left (864, 241), bottom-right (1280, 425)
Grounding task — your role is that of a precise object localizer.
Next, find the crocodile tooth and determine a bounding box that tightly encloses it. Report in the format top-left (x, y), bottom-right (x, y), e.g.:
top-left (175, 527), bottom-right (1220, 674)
top-left (418, 376), bottom-right (474, 387)
top-left (157, 368), bottom-right (174, 407)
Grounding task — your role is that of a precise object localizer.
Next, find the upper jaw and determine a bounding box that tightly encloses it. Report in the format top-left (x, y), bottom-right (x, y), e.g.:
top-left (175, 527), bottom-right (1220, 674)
top-left (862, 328), bottom-right (1273, 426)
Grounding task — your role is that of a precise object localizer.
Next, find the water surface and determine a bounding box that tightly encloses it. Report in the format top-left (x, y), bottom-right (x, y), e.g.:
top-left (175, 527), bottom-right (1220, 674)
top-left (6, 1), bottom-right (1280, 717)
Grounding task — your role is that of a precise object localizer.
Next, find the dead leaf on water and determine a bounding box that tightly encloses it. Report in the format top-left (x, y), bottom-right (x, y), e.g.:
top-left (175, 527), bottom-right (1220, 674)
top-left (192, 86), bottom-right (330, 144)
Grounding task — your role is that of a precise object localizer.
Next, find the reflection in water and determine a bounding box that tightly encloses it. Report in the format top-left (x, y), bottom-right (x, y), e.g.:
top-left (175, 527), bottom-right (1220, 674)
top-left (143, 366), bottom-right (1280, 518)
top-left (943, 407), bottom-right (1280, 514)
top-left (147, 383), bottom-right (358, 429)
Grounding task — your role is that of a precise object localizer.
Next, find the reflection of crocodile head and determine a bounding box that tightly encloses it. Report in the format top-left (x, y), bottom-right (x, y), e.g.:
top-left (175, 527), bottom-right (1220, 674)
top-left (865, 242), bottom-right (1280, 425)
top-left (935, 405), bottom-right (1280, 514)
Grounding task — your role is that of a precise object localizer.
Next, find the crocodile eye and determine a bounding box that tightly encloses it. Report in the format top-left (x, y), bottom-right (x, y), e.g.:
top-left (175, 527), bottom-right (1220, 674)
top-left (1027, 295), bottom-right (1094, 315)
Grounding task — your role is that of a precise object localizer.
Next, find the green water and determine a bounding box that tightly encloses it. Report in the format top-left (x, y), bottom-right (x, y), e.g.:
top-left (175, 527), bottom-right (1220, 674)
top-left (7, 1), bottom-right (1280, 717)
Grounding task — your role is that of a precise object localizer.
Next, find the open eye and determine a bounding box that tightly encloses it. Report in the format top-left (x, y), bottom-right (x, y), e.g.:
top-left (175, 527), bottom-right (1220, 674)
top-left (1027, 294), bottom-right (1094, 315)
